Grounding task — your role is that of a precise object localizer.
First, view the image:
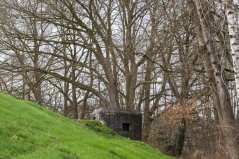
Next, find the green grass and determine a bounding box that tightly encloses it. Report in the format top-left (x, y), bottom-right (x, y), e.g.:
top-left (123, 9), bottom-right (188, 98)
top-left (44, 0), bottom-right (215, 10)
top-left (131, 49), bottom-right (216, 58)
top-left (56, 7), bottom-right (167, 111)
top-left (0, 93), bottom-right (171, 159)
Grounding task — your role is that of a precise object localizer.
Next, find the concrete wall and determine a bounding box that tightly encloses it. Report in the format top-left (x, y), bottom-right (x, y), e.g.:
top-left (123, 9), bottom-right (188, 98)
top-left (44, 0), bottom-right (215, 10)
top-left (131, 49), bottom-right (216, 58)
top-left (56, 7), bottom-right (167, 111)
top-left (91, 109), bottom-right (142, 140)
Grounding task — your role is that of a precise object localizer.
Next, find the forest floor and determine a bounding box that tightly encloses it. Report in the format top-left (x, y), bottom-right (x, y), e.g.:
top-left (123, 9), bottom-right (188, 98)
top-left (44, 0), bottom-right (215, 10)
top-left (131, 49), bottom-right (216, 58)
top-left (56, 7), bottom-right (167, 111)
top-left (0, 93), bottom-right (171, 159)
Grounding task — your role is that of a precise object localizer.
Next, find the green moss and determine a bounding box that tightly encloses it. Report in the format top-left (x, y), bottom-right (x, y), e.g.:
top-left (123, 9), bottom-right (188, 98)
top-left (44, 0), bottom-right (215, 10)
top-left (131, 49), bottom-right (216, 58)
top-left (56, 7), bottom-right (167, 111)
top-left (78, 120), bottom-right (117, 137)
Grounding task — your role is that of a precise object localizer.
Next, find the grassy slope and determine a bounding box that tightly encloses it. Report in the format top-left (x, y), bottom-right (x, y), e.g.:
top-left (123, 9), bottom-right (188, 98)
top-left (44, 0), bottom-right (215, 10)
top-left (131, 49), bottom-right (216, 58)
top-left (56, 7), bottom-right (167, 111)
top-left (0, 93), bottom-right (171, 159)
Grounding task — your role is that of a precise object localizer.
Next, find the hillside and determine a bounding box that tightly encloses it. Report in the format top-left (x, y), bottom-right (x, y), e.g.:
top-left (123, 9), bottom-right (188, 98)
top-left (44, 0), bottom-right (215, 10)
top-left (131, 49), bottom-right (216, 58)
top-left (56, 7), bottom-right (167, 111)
top-left (0, 93), bottom-right (171, 159)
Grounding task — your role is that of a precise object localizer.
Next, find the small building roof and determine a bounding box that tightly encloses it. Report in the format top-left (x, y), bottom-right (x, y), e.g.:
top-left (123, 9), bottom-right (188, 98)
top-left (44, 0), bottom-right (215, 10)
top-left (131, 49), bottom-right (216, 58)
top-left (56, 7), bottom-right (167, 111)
top-left (91, 107), bottom-right (141, 115)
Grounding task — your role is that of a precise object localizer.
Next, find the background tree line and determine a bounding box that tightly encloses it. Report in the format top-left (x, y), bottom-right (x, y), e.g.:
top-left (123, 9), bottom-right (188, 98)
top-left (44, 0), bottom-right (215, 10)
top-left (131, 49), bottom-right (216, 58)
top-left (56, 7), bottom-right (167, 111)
top-left (0, 0), bottom-right (239, 158)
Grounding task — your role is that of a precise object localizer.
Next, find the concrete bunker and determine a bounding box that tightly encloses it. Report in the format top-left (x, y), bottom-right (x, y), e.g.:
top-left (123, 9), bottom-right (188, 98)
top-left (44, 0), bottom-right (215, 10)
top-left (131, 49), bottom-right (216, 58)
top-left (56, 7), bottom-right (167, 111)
top-left (90, 107), bottom-right (142, 140)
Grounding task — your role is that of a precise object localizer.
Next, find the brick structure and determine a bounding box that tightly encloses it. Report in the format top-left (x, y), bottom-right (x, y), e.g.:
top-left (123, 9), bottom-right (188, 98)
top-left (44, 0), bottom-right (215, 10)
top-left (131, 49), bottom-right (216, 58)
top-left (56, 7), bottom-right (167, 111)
top-left (90, 107), bottom-right (142, 140)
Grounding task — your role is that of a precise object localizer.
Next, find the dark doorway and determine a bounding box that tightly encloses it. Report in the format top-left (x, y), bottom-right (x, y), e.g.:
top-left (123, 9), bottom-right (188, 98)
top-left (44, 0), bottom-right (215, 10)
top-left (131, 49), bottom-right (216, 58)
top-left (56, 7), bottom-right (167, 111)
top-left (122, 123), bottom-right (131, 131)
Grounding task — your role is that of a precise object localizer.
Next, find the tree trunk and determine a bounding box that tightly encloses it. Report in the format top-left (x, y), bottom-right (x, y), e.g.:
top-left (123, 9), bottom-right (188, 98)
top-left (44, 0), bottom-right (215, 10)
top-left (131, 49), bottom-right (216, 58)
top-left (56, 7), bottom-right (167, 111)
top-left (33, 84), bottom-right (42, 105)
top-left (63, 80), bottom-right (69, 117)
top-left (194, 1), bottom-right (239, 158)
top-left (125, 63), bottom-right (137, 110)
top-left (22, 75), bottom-right (26, 99)
top-left (80, 91), bottom-right (90, 119)
top-left (223, 0), bottom-right (239, 100)
top-left (71, 60), bottom-right (78, 119)
top-left (142, 60), bottom-right (153, 142)
top-left (173, 118), bottom-right (186, 157)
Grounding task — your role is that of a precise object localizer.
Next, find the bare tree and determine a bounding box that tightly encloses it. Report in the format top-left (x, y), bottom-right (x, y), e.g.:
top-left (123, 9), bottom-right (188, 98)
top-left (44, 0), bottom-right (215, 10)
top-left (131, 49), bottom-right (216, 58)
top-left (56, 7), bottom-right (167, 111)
top-left (192, 0), bottom-right (239, 158)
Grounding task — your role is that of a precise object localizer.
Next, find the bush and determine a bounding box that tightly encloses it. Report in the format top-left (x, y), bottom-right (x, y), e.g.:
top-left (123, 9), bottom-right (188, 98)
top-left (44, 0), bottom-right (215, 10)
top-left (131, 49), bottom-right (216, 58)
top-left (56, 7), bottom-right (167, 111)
top-left (78, 120), bottom-right (117, 137)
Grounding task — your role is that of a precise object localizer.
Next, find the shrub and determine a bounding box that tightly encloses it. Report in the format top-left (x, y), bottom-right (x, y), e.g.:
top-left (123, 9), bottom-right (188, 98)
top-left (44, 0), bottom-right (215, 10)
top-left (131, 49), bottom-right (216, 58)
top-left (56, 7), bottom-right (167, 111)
top-left (78, 120), bottom-right (117, 137)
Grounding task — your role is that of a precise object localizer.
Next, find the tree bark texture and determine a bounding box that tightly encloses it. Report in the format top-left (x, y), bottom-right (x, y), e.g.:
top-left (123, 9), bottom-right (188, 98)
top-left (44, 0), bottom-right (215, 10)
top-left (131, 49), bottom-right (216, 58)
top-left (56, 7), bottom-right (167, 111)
top-left (223, 0), bottom-right (239, 100)
top-left (194, 1), bottom-right (239, 158)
